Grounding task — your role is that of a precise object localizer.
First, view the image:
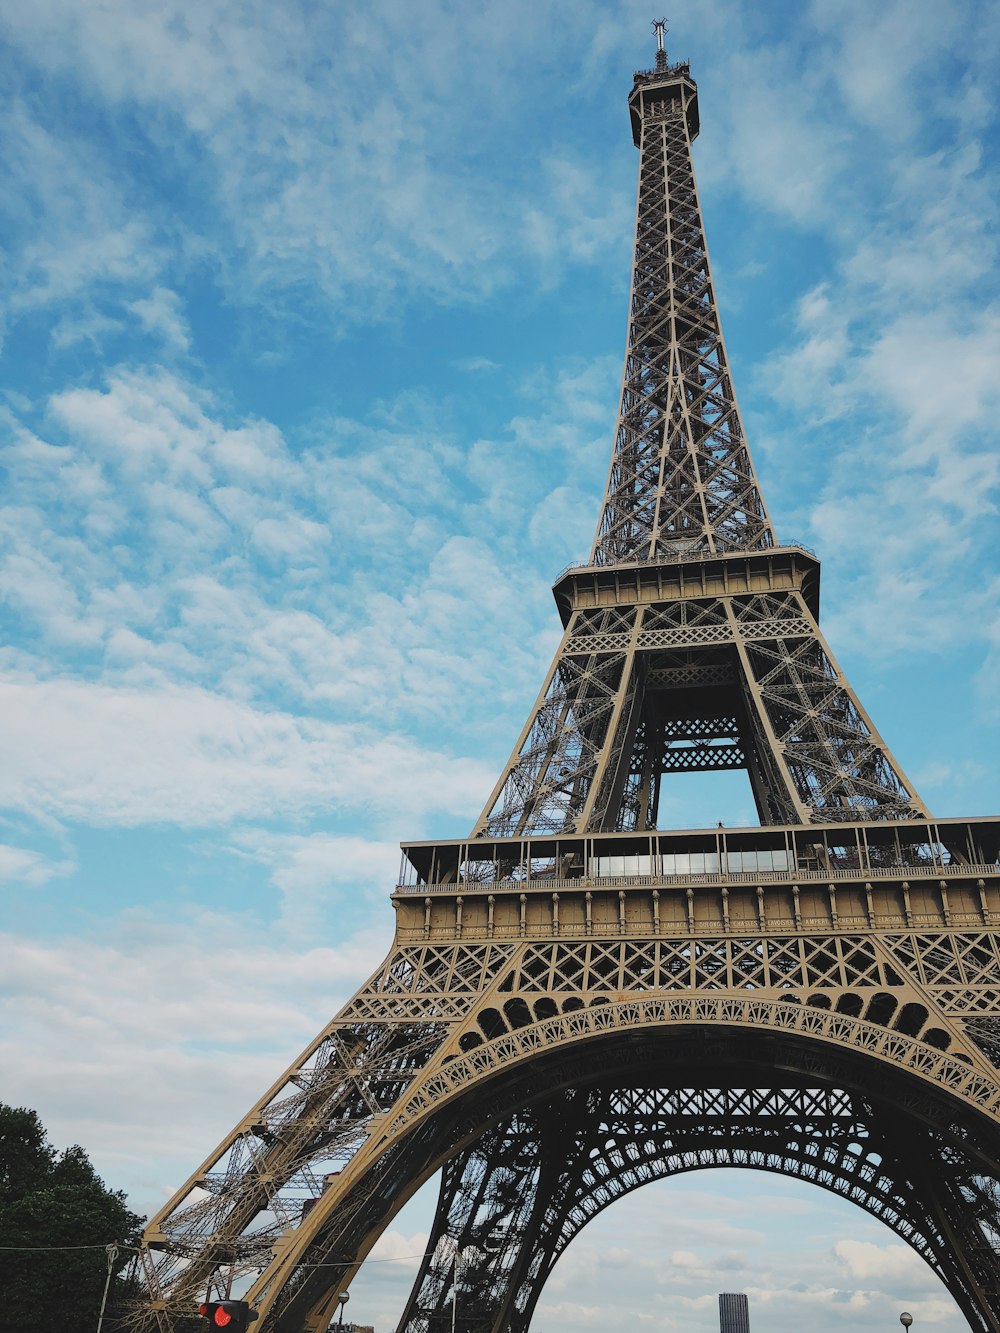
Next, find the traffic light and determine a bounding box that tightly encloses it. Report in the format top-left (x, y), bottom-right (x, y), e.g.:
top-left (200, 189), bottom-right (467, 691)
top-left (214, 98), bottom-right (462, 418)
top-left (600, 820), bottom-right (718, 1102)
top-left (198, 1300), bottom-right (259, 1331)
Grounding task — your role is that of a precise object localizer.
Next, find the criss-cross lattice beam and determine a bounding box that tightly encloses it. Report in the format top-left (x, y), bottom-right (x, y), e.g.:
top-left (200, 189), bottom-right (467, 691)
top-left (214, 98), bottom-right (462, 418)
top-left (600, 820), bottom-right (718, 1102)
top-left (131, 889), bottom-right (1000, 1332)
top-left (393, 1114), bottom-right (552, 1333)
top-left (475, 587), bottom-right (925, 836)
top-left (474, 606), bottom-right (646, 837)
top-left (137, 1009), bottom-right (457, 1323)
top-left (729, 592), bottom-right (926, 823)
top-left (472, 59), bottom-right (926, 837)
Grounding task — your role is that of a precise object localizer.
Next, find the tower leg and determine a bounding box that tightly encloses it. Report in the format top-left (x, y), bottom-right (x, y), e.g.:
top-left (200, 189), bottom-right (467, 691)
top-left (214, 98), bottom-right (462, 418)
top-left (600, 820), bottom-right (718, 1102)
top-left (397, 1111), bottom-right (557, 1333)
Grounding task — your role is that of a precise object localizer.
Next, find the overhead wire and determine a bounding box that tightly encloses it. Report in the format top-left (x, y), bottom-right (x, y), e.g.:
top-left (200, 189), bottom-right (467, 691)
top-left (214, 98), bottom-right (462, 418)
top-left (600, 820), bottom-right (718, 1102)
top-left (0, 1241), bottom-right (135, 1251)
top-left (0, 1239), bottom-right (441, 1265)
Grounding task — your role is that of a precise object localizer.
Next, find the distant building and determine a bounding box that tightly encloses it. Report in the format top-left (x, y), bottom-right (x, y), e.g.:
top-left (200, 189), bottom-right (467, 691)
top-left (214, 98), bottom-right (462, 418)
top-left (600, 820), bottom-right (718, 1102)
top-left (719, 1292), bottom-right (751, 1333)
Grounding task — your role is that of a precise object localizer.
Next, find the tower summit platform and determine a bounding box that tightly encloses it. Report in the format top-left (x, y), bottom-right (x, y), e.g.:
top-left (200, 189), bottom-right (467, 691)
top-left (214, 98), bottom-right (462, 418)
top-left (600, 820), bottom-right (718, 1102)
top-left (629, 20), bottom-right (699, 144)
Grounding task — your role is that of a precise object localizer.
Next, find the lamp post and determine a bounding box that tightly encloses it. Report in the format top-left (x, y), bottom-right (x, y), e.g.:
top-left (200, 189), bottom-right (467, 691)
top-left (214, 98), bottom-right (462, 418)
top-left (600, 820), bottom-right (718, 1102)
top-left (900, 1316), bottom-right (913, 1330)
top-left (336, 1291), bottom-right (349, 1328)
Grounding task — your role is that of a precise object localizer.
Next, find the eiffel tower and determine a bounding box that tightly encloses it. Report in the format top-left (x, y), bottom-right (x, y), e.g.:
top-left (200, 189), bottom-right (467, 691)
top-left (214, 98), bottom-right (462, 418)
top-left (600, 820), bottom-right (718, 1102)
top-left (137, 23), bottom-right (1000, 1333)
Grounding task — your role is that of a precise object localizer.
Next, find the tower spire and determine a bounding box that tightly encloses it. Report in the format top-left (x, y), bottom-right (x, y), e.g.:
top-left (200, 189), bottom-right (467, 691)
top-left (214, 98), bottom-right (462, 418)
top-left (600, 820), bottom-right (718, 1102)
top-left (653, 17), bottom-right (668, 71)
top-left (598, 45), bottom-right (771, 562)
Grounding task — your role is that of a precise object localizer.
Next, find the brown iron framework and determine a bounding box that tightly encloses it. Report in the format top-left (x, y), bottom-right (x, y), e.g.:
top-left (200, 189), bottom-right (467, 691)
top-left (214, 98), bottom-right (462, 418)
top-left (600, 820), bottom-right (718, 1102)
top-left (134, 29), bottom-right (1000, 1333)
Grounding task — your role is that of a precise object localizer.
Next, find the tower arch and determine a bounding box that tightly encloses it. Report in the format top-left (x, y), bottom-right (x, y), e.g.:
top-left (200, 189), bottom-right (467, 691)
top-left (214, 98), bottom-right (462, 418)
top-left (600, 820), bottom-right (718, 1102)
top-left (244, 1018), bottom-right (1000, 1331)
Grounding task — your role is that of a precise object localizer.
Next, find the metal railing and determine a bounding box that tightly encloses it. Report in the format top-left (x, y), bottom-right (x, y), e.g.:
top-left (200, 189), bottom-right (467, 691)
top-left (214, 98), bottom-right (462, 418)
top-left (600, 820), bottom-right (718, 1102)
top-left (396, 860), bottom-right (998, 896)
top-left (551, 541), bottom-right (817, 586)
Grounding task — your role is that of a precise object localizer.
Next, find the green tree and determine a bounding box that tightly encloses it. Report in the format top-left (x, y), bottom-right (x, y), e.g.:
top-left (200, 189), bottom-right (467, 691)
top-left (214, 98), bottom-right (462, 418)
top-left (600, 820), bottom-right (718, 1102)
top-left (0, 1104), bottom-right (144, 1332)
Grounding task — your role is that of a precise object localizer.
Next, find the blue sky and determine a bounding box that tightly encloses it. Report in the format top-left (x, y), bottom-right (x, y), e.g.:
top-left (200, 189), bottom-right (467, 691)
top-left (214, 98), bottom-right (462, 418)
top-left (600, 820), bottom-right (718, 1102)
top-left (1, 0), bottom-right (998, 1329)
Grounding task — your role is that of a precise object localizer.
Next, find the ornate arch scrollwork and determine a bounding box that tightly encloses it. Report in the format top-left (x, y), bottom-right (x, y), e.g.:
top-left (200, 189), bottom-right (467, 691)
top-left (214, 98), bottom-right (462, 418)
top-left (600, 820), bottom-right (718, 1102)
top-left (384, 996), bottom-right (1000, 1141)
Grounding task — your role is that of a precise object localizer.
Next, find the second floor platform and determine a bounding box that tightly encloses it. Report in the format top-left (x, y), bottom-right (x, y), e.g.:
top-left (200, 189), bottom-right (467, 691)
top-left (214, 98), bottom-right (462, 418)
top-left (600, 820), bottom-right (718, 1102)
top-left (397, 817), bottom-right (1000, 895)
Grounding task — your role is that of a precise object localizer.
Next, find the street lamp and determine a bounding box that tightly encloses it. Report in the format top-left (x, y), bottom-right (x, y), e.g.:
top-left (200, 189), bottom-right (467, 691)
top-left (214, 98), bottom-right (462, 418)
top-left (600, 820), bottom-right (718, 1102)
top-left (900, 1316), bottom-right (913, 1330)
top-left (337, 1291), bottom-right (349, 1328)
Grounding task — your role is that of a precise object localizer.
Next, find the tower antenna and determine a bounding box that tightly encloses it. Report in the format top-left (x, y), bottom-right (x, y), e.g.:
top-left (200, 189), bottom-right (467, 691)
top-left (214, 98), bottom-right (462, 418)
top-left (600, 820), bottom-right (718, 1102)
top-left (652, 17), bottom-right (668, 69)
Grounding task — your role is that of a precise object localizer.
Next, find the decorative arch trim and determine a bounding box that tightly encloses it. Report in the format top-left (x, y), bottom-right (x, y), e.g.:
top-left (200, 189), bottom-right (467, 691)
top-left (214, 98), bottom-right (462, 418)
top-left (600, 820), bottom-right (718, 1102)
top-left (382, 995), bottom-right (1000, 1142)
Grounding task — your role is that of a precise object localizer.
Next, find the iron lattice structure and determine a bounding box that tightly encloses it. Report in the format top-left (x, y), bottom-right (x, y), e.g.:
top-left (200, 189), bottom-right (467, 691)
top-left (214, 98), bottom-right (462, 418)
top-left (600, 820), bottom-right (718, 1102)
top-left (136, 34), bottom-right (1000, 1333)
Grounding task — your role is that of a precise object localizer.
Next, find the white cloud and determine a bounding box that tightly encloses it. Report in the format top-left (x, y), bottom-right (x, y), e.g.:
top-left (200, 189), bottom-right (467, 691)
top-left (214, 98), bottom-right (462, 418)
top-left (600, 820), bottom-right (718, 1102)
top-left (0, 843), bottom-right (73, 887)
top-left (707, 51), bottom-right (849, 229)
top-left (0, 0), bottom-right (639, 329)
top-left (231, 830), bottom-right (402, 936)
top-left (0, 675), bottom-right (493, 827)
top-left (0, 915), bottom-right (391, 1208)
top-left (453, 356), bottom-right (499, 374)
top-left (809, 0), bottom-right (991, 143)
top-left (0, 100), bottom-right (162, 330)
top-left (834, 1238), bottom-right (935, 1286)
top-left (366, 1227), bottom-right (431, 1277)
top-left (233, 830), bottom-right (399, 893)
top-left (751, 81), bottom-right (1000, 663)
top-left (128, 287), bottom-right (192, 352)
top-left (50, 310), bottom-right (124, 351)
top-left (0, 366), bottom-right (606, 753)
top-left (762, 285), bottom-right (852, 424)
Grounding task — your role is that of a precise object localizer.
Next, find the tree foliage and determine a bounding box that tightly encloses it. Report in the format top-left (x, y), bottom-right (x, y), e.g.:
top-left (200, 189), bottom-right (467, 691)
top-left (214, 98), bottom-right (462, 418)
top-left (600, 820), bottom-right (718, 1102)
top-left (0, 1104), bottom-right (144, 1332)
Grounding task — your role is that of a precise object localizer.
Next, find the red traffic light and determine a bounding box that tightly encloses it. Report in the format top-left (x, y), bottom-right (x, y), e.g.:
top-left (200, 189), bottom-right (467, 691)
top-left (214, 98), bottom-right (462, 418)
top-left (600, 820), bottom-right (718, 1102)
top-left (198, 1300), bottom-right (257, 1330)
